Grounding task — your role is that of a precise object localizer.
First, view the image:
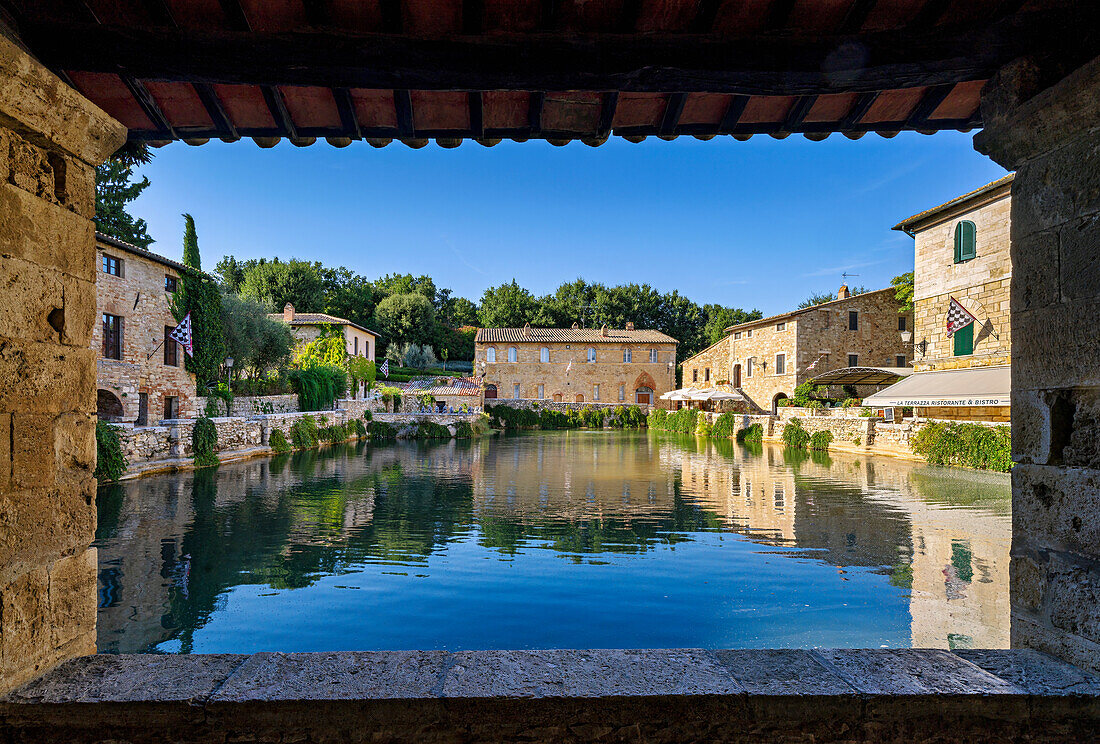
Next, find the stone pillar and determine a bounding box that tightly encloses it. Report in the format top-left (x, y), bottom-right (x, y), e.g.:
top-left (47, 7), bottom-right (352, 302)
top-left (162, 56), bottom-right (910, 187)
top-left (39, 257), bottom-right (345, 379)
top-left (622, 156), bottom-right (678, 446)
top-left (975, 55), bottom-right (1100, 672)
top-left (0, 36), bottom-right (126, 692)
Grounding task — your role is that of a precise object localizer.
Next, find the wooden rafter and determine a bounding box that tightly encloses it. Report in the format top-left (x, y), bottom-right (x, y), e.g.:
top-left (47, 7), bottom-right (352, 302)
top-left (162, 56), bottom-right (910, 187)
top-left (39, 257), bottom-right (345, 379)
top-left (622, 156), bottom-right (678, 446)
top-left (528, 91), bottom-right (544, 135)
top-left (469, 91), bottom-right (484, 137)
top-left (260, 85), bottom-right (297, 137)
top-left (394, 89), bottom-right (414, 137)
top-left (193, 82), bottom-right (238, 139)
top-left (783, 95), bottom-right (817, 133)
top-left (659, 93), bottom-right (686, 135)
top-left (121, 76), bottom-right (175, 138)
top-left (598, 92), bottom-right (618, 137)
top-left (332, 87), bottom-right (362, 139)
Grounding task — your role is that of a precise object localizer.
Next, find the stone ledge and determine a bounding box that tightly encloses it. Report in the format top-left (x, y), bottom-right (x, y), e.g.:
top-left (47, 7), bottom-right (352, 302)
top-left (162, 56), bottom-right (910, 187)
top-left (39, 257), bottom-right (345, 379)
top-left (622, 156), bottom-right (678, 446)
top-left (2, 649), bottom-right (1099, 742)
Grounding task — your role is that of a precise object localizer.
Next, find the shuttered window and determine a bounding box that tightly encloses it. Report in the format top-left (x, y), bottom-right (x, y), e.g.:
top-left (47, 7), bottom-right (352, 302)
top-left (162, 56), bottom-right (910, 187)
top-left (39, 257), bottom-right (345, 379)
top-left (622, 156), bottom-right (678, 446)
top-left (953, 323), bottom-right (974, 356)
top-left (954, 221), bottom-right (977, 263)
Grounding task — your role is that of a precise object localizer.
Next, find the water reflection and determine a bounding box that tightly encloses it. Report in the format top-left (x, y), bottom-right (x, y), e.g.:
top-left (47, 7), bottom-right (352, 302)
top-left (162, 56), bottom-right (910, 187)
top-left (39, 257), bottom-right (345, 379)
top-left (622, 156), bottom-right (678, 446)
top-left (95, 431), bottom-right (1010, 653)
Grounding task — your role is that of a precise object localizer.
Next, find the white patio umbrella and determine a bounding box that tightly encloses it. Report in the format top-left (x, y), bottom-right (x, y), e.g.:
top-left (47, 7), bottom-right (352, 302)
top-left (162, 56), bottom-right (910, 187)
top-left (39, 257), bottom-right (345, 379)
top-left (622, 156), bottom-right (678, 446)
top-left (660, 389), bottom-right (692, 400)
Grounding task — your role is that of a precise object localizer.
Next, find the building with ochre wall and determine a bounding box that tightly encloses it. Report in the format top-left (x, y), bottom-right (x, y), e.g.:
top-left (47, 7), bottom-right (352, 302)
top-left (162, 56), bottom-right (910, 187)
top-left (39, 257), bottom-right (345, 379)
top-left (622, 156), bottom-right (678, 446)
top-left (271, 303), bottom-right (378, 361)
top-left (890, 174), bottom-right (1012, 422)
top-left (94, 233), bottom-right (198, 424)
top-left (683, 286), bottom-right (911, 413)
top-left (474, 324), bottom-right (677, 404)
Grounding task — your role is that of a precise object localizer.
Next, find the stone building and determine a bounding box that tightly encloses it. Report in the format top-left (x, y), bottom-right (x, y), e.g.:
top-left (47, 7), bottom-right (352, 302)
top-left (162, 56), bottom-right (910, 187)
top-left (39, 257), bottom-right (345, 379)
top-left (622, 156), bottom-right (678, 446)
top-left (93, 232), bottom-right (198, 424)
top-left (474, 324), bottom-right (677, 405)
top-left (867, 176), bottom-right (1013, 422)
top-left (270, 303), bottom-right (378, 360)
top-left (683, 286), bottom-right (912, 413)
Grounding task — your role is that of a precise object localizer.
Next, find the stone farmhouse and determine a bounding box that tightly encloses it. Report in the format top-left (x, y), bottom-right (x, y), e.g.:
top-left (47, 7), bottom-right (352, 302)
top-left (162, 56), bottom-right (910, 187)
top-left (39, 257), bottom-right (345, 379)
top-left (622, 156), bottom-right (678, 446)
top-left (94, 233), bottom-right (199, 424)
top-left (270, 303), bottom-right (379, 360)
top-left (866, 176), bottom-right (1012, 423)
top-left (683, 285), bottom-right (912, 414)
top-left (474, 324), bottom-right (677, 405)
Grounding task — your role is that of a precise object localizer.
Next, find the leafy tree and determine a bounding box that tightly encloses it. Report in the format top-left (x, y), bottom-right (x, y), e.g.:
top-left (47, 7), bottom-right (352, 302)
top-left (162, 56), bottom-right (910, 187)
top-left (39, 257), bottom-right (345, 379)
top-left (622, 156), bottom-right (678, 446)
top-left (373, 273), bottom-right (438, 305)
top-left (798, 291), bottom-right (837, 309)
top-left (292, 326), bottom-right (349, 370)
top-left (94, 146), bottom-right (154, 247)
top-left (239, 258), bottom-right (327, 312)
top-left (171, 215), bottom-right (226, 388)
top-left (387, 342), bottom-right (438, 369)
top-left (441, 296), bottom-right (479, 327)
top-left (323, 268), bottom-right (376, 328)
top-left (220, 291), bottom-right (293, 380)
top-left (479, 280), bottom-right (539, 327)
top-left (374, 292), bottom-right (437, 347)
top-left (891, 272), bottom-right (915, 313)
top-left (702, 304), bottom-right (763, 346)
top-left (348, 357), bottom-right (376, 395)
top-left (439, 325), bottom-right (477, 362)
top-left (214, 255), bottom-right (247, 292)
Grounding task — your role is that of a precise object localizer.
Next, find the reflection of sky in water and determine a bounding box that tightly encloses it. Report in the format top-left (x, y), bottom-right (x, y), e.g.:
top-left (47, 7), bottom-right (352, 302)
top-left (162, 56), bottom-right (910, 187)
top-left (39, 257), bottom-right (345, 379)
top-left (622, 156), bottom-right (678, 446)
top-left (93, 431), bottom-right (1010, 654)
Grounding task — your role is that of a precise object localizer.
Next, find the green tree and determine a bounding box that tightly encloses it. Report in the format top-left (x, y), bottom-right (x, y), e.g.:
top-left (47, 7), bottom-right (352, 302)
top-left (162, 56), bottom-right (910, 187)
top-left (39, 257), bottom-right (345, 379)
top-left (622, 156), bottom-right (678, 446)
top-left (798, 291), bottom-right (837, 309)
top-left (348, 357), bottom-right (376, 395)
top-left (702, 304), bottom-right (763, 346)
top-left (892, 272), bottom-right (915, 313)
top-left (220, 291), bottom-right (293, 379)
top-left (214, 255), bottom-right (248, 292)
top-left (374, 292), bottom-right (438, 348)
top-left (171, 216), bottom-right (226, 388)
top-left (479, 280), bottom-right (539, 327)
top-left (441, 296), bottom-right (479, 327)
top-left (239, 258), bottom-right (327, 312)
top-left (94, 147), bottom-right (154, 248)
top-left (373, 273), bottom-right (438, 305)
top-left (323, 268), bottom-right (376, 328)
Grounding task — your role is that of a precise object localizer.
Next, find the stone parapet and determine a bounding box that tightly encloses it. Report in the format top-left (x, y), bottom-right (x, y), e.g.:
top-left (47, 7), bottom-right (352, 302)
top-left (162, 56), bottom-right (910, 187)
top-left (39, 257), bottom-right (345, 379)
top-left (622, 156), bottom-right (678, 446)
top-left (195, 394), bottom-right (299, 418)
top-left (3, 649), bottom-right (1099, 743)
top-left (487, 399), bottom-right (649, 414)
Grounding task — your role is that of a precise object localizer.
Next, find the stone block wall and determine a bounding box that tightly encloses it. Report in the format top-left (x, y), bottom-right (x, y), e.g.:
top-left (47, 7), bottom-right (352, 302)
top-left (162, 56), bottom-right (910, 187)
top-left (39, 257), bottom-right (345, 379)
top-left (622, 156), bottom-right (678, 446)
top-left (975, 54), bottom-right (1100, 672)
top-left (485, 399), bottom-right (651, 414)
top-left (0, 35), bottom-right (126, 693)
top-left (195, 394), bottom-right (298, 418)
top-left (682, 335), bottom-right (731, 386)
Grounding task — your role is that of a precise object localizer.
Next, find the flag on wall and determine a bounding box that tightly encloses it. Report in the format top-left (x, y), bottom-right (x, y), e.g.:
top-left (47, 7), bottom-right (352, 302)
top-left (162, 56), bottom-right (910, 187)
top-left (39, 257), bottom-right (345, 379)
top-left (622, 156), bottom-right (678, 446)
top-left (565, 360), bottom-right (572, 375)
top-left (945, 297), bottom-right (977, 336)
top-left (380, 358), bottom-right (389, 378)
top-left (170, 313), bottom-right (194, 357)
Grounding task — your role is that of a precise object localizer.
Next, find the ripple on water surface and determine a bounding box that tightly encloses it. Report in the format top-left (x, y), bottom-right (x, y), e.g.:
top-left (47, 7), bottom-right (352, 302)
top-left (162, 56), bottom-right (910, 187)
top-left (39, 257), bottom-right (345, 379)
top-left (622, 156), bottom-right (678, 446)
top-left (93, 430), bottom-right (1011, 654)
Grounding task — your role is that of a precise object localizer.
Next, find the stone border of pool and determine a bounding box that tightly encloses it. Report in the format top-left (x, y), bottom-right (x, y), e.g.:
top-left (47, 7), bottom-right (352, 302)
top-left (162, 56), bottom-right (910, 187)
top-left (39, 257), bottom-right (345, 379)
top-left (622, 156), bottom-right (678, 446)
top-left (2, 649), bottom-right (1098, 742)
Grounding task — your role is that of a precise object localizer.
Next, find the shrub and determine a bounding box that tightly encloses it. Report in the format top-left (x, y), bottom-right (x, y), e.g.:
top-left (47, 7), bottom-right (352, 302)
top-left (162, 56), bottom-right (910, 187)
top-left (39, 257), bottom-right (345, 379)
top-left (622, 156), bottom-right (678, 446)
top-left (647, 408), bottom-right (669, 429)
top-left (782, 418), bottom-right (810, 450)
top-left (94, 420), bottom-right (127, 482)
top-left (350, 418), bottom-right (367, 438)
top-left (368, 420), bottom-right (397, 440)
top-left (581, 406), bottom-right (606, 429)
top-left (416, 421), bottom-right (451, 438)
top-left (454, 420), bottom-right (474, 438)
top-left (621, 405), bottom-right (646, 428)
top-left (842, 397), bottom-right (861, 408)
top-left (289, 365), bottom-right (347, 412)
top-left (318, 423), bottom-right (350, 443)
top-left (809, 430), bottom-right (834, 452)
top-left (736, 422), bottom-right (763, 443)
top-left (712, 413), bottom-right (737, 439)
top-left (362, 409), bottom-right (373, 422)
top-left (192, 417), bottom-right (219, 468)
top-left (209, 382), bottom-right (234, 416)
top-left (203, 396), bottom-right (221, 418)
top-left (269, 428), bottom-right (291, 453)
top-left (647, 407), bottom-right (699, 434)
top-left (695, 416), bottom-right (713, 437)
top-left (859, 407), bottom-right (874, 417)
top-left (378, 385), bottom-right (403, 411)
top-left (911, 421), bottom-right (1013, 472)
top-left (289, 414), bottom-right (319, 449)
top-left (806, 400), bottom-right (825, 411)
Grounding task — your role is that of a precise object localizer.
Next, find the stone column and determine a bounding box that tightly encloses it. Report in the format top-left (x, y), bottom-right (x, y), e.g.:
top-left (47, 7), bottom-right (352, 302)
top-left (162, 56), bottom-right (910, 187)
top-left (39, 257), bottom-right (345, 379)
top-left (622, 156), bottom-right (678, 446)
top-left (0, 36), bottom-right (126, 692)
top-left (975, 55), bottom-right (1100, 672)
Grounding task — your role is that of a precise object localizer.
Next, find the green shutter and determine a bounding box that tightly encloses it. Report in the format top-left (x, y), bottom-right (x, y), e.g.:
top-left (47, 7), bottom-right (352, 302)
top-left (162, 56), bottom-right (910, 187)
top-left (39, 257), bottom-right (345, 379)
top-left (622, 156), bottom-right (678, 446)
top-left (954, 221), bottom-right (976, 263)
top-left (953, 322), bottom-right (974, 356)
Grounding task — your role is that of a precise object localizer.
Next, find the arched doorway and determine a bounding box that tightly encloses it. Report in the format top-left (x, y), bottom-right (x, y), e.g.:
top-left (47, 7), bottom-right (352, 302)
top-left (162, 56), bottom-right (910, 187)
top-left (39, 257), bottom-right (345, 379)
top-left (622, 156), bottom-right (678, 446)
top-left (97, 389), bottom-right (124, 422)
top-left (552, 393), bottom-right (562, 402)
top-left (484, 384), bottom-right (497, 399)
top-left (574, 393), bottom-right (584, 403)
top-left (772, 392), bottom-right (788, 415)
top-left (635, 386), bottom-right (653, 405)
top-left (732, 364), bottom-right (741, 388)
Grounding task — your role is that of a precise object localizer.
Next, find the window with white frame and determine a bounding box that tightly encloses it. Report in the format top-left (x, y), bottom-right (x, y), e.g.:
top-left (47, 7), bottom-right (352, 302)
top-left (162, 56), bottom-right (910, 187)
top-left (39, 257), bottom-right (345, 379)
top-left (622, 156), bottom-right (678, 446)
top-left (775, 354), bottom-right (786, 375)
top-left (649, 348), bottom-right (658, 363)
top-left (486, 347), bottom-right (496, 362)
top-left (733, 332), bottom-right (742, 340)
top-left (776, 322), bottom-right (786, 331)
top-left (587, 347), bottom-right (596, 362)
top-left (540, 346), bottom-right (549, 362)
top-left (508, 346), bottom-right (518, 362)
top-left (619, 384), bottom-right (625, 401)
top-left (623, 348), bottom-right (632, 363)
top-left (594, 384), bottom-right (600, 401)
top-left (513, 383), bottom-right (521, 399)
top-left (537, 384), bottom-right (544, 399)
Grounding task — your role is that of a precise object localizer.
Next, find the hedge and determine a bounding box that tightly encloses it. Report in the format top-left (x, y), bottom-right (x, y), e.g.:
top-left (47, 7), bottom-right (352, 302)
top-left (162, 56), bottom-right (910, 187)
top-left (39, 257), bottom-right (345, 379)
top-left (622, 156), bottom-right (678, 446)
top-left (736, 423), bottom-right (763, 443)
top-left (809, 430), bottom-right (834, 452)
top-left (192, 417), bottom-right (219, 468)
top-left (94, 420), bottom-right (127, 482)
top-left (648, 407), bottom-right (699, 434)
top-left (782, 418), bottom-right (810, 450)
top-left (911, 421), bottom-right (1013, 472)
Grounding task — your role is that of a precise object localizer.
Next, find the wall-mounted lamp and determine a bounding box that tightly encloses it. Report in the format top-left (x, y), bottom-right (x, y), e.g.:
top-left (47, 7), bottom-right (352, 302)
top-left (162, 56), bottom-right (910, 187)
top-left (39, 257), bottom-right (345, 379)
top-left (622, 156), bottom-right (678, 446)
top-left (900, 330), bottom-right (927, 356)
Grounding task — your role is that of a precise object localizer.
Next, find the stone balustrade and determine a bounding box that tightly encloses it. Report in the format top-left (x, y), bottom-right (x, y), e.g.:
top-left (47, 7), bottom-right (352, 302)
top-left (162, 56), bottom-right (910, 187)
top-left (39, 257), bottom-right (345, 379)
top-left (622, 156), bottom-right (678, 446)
top-left (194, 393), bottom-right (299, 418)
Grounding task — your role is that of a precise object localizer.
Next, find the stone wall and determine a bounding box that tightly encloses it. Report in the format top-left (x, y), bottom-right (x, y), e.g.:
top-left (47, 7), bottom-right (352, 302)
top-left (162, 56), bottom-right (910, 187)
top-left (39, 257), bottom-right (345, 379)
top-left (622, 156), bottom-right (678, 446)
top-left (0, 35), bottom-right (127, 693)
top-left (975, 53), bottom-right (1100, 673)
top-left (486, 398), bottom-right (650, 414)
top-left (195, 394), bottom-right (298, 418)
top-left (682, 335), bottom-right (730, 386)
top-left (93, 238), bottom-right (198, 424)
top-left (476, 339), bottom-right (676, 404)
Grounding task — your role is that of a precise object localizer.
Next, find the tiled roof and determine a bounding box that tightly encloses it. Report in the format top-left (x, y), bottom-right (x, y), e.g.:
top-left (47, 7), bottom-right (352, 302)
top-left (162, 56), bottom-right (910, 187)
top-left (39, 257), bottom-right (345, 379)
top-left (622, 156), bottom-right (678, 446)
top-left (476, 327), bottom-right (677, 344)
top-left (401, 377), bottom-right (482, 396)
top-left (268, 312), bottom-right (379, 337)
top-left (723, 287), bottom-right (898, 334)
top-left (893, 174), bottom-right (1014, 233)
top-left (95, 231), bottom-right (212, 279)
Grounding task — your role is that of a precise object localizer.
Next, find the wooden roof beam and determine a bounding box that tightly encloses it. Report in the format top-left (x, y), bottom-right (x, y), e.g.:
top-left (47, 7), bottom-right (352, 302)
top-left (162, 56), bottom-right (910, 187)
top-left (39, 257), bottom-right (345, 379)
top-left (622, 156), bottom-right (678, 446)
top-left (193, 82), bottom-right (239, 140)
top-left (463, 0), bottom-right (483, 35)
top-left (394, 89), bottom-right (414, 137)
top-left (659, 92), bottom-right (686, 136)
top-left (380, 0), bottom-right (401, 32)
top-left (719, 95), bottom-right (749, 134)
top-left (333, 87), bottom-right (362, 139)
top-left (905, 83), bottom-right (955, 129)
top-left (143, 0), bottom-right (177, 27)
top-left (261, 85), bottom-right (297, 138)
top-left (528, 92), bottom-right (544, 136)
top-left (469, 91), bottom-right (484, 137)
top-left (782, 95), bottom-right (817, 133)
top-left (598, 92), bottom-right (618, 137)
top-left (121, 75), bottom-right (176, 138)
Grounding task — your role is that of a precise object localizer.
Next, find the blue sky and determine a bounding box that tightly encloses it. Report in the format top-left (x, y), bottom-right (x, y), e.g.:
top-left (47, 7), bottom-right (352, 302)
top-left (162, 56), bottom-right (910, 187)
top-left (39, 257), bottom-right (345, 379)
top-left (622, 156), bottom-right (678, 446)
top-left (132, 131), bottom-right (1007, 316)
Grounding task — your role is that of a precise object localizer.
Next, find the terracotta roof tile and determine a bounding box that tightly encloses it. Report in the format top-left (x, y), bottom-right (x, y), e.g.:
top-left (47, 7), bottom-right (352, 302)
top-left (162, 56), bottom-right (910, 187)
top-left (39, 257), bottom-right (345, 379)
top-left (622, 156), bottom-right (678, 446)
top-left (268, 312), bottom-right (380, 337)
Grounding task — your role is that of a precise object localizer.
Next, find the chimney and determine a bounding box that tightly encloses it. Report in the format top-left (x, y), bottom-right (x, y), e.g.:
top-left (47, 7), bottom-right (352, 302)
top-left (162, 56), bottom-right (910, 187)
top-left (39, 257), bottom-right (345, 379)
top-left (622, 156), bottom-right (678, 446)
top-left (625, 321), bottom-right (635, 331)
top-left (837, 284), bottom-right (850, 300)
top-left (283, 302), bottom-right (295, 322)
top-left (523, 322), bottom-right (531, 338)
top-left (600, 324), bottom-right (609, 337)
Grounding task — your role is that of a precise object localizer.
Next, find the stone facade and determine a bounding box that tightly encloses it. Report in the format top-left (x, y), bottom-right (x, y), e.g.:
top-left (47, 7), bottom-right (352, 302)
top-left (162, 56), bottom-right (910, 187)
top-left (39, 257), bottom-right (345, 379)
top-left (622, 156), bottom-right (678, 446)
top-left (475, 327), bottom-right (677, 406)
top-left (904, 177), bottom-right (1013, 373)
top-left (0, 34), bottom-right (127, 693)
top-left (93, 234), bottom-right (198, 424)
top-left (685, 287), bottom-right (911, 413)
top-left (975, 53), bottom-right (1100, 674)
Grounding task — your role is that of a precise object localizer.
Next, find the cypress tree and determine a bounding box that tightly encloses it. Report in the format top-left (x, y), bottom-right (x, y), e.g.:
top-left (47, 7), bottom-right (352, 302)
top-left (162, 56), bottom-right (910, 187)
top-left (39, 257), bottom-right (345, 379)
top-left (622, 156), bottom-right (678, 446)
top-left (172, 214), bottom-right (226, 388)
top-left (182, 213), bottom-right (201, 270)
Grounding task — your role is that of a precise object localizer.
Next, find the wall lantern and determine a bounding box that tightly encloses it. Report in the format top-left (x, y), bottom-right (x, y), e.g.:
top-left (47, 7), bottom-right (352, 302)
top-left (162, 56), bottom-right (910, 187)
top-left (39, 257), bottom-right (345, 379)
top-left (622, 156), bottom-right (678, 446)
top-left (900, 330), bottom-right (912, 344)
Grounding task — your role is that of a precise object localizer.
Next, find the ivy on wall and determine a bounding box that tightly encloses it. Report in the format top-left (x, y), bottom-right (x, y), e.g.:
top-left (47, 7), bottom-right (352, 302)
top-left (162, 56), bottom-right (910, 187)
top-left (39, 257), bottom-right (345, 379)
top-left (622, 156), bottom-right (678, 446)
top-left (172, 215), bottom-right (227, 388)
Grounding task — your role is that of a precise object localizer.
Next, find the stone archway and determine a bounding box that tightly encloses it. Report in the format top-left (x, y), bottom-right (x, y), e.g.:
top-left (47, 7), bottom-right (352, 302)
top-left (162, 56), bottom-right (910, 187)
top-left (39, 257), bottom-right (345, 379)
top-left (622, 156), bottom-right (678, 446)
top-left (772, 392), bottom-right (788, 415)
top-left (97, 389), bottom-right (124, 422)
top-left (633, 371), bottom-right (656, 391)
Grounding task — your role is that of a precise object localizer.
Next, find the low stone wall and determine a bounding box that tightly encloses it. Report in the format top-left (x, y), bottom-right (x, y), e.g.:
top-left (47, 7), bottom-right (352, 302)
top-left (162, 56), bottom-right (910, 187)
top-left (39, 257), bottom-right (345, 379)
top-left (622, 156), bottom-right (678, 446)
top-left (335, 398), bottom-right (385, 418)
top-left (373, 412), bottom-right (481, 427)
top-left (195, 394), bottom-right (299, 417)
top-left (487, 399), bottom-right (650, 414)
top-left (714, 412), bottom-right (917, 459)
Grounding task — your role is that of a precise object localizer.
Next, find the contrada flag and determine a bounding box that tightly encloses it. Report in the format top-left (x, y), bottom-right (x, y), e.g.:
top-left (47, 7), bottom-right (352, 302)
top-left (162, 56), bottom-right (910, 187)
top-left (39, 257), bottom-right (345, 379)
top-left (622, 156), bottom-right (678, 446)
top-left (379, 358), bottom-right (390, 378)
top-left (945, 297), bottom-right (977, 336)
top-left (170, 313), bottom-right (194, 357)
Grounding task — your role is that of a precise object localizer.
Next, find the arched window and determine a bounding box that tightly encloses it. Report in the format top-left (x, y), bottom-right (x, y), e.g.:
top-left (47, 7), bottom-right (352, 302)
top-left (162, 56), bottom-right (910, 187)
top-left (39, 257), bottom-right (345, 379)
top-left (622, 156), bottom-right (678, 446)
top-left (623, 348), bottom-right (632, 363)
top-left (484, 384), bottom-right (497, 399)
top-left (587, 347), bottom-right (596, 362)
top-left (486, 347), bottom-right (496, 363)
top-left (954, 220), bottom-right (977, 263)
top-left (540, 347), bottom-right (550, 363)
top-left (508, 346), bottom-right (518, 363)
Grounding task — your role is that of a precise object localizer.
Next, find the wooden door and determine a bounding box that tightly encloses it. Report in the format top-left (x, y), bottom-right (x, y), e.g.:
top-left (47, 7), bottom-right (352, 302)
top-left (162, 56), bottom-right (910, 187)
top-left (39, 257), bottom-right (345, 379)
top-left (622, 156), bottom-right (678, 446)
top-left (485, 384), bottom-right (497, 399)
top-left (637, 392), bottom-right (651, 405)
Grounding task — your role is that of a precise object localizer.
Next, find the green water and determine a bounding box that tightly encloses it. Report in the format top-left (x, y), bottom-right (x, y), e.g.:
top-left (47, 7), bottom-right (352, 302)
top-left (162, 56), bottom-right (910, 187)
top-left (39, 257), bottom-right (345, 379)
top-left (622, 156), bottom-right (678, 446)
top-left (94, 430), bottom-right (1011, 653)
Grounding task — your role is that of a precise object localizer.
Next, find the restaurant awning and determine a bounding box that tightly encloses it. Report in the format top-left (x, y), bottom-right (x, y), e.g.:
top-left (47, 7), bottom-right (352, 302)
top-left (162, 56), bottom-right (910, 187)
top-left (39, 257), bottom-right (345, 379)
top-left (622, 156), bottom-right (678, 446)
top-left (809, 366), bottom-right (914, 387)
top-left (862, 366), bottom-right (1011, 408)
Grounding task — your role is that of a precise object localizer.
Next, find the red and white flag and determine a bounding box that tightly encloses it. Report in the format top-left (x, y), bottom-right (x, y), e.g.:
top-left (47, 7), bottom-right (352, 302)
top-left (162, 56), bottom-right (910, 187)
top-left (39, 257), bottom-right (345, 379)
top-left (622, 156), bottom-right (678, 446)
top-left (565, 360), bottom-right (572, 375)
top-left (170, 313), bottom-right (194, 357)
top-left (945, 297), bottom-right (977, 336)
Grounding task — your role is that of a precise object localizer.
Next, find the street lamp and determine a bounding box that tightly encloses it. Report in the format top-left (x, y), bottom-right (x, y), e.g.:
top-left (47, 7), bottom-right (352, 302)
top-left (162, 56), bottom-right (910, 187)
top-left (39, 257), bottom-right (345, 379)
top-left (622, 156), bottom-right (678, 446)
top-left (900, 330), bottom-right (927, 356)
top-left (224, 356), bottom-right (234, 388)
